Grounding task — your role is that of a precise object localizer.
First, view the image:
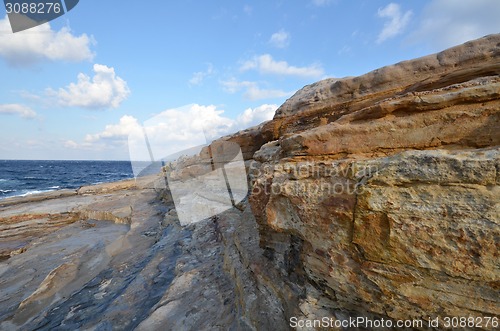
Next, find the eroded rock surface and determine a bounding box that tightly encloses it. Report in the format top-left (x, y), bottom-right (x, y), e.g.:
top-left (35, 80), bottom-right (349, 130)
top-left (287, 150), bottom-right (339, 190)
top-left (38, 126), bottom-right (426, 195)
top-left (0, 34), bottom-right (499, 330)
top-left (0, 175), bottom-right (291, 330)
top-left (245, 34), bottom-right (499, 329)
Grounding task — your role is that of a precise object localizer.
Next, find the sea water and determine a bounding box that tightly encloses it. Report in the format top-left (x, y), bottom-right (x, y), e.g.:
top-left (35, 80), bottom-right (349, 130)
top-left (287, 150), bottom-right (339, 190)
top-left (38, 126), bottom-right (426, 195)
top-left (0, 160), bottom-right (134, 200)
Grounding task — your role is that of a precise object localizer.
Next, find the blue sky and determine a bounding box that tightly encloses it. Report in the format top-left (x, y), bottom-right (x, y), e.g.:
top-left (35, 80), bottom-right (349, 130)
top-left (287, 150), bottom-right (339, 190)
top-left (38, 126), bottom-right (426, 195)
top-left (1, 0), bottom-right (499, 160)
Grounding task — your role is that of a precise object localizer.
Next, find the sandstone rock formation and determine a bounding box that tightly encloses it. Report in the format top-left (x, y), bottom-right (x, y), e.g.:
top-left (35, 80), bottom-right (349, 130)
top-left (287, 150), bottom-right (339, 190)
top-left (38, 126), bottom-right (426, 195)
top-left (245, 33), bottom-right (500, 329)
top-left (0, 175), bottom-right (290, 330)
top-left (0, 34), bottom-right (499, 330)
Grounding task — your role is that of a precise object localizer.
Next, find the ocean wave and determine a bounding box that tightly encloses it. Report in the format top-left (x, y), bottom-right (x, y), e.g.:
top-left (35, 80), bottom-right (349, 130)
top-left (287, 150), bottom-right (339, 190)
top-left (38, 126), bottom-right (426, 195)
top-left (0, 189), bottom-right (15, 194)
top-left (0, 161), bottom-right (133, 200)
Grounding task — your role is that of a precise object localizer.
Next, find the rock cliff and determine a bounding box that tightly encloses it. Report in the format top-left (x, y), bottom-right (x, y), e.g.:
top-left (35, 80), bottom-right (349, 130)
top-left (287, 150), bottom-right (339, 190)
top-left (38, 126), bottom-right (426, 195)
top-left (245, 33), bottom-right (500, 328)
top-left (0, 34), bottom-right (498, 330)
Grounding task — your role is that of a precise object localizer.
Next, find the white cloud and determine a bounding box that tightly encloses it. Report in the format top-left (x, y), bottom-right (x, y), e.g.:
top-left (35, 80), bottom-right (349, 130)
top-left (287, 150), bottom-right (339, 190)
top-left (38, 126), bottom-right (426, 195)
top-left (64, 115), bottom-right (142, 153)
top-left (85, 115), bottom-right (141, 143)
top-left (376, 3), bottom-right (412, 44)
top-left (236, 104), bottom-right (277, 127)
top-left (74, 104), bottom-right (277, 160)
top-left (221, 79), bottom-right (292, 100)
top-left (80, 106), bottom-right (233, 159)
top-left (189, 63), bottom-right (214, 86)
top-left (0, 15), bottom-right (94, 66)
top-left (240, 54), bottom-right (324, 78)
top-left (269, 29), bottom-right (290, 48)
top-left (410, 0), bottom-right (500, 50)
top-left (46, 64), bottom-right (130, 109)
top-left (0, 103), bottom-right (36, 118)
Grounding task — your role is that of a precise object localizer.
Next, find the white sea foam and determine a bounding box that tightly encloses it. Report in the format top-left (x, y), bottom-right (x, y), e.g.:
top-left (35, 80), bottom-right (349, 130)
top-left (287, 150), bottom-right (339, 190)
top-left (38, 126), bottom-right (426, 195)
top-left (0, 189), bottom-right (15, 193)
top-left (19, 189), bottom-right (55, 197)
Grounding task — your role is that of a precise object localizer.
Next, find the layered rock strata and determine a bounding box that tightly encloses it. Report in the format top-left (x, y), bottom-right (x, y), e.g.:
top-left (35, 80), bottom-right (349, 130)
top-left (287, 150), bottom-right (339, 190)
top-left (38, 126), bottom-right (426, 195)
top-left (0, 34), bottom-right (498, 330)
top-left (244, 34), bottom-right (500, 328)
top-left (0, 176), bottom-right (291, 330)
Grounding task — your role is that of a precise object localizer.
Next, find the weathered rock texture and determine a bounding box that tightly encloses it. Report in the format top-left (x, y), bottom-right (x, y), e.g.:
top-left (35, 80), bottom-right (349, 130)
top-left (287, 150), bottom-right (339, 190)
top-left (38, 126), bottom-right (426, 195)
top-left (245, 33), bottom-right (500, 329)
top-left (0, 34), bottom-right (499, 330)
top-left (0, 177), bottom-right (291, 330)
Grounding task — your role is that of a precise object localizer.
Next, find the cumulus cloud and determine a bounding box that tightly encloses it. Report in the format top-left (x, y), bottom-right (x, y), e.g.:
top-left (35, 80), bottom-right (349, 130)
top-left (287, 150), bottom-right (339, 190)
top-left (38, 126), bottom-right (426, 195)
top-left (76, 104), bottom-right (277, 160)
top-left (236, 104), bottom-right (277, 127)
top-left (221, 79), bottom-right (292, 100)
top-left (189, 63), bottom-right (214, 86)
top-left (0, 15), bottom-right (94, 66)
top-left (0, 103), bottom-right (36, 118)
top-left (85, 115), bottom-right (141, 143)
top-left (376, 3), bottom-right (412, 44)
top-left (409, 0), bottom-right (500, 50)
top-left (80, 106), bottom-right (230, 159)
top-left (269, 29), bottom-right (290, 48)
top-left (64, 115), bottom-right (144, 153)
top-left (46, 64), bottom-right (130, 109)
top-left (240, 54), bottom-right (324, 78)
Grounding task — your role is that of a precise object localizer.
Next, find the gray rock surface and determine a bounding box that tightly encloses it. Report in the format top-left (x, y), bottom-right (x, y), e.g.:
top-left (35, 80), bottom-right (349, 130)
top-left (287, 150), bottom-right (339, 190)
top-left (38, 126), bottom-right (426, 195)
top-left (1, 34), bottom-right (499, 330)
top-left (0, 176), bottom-right (291, 330)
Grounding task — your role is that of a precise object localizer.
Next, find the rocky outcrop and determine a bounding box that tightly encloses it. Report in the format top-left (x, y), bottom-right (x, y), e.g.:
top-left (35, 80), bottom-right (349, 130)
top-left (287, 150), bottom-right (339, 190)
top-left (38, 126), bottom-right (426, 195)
top-left (246, 33), bottom-right (500, 328)
top-left (0, 175), bottom-right (290, 330)
top-left (250, 148), bottom-right (499, 324)
top-left (0, 34), bottom-right (498, 330)
top-left (141, 33), bottom-right (500, 329)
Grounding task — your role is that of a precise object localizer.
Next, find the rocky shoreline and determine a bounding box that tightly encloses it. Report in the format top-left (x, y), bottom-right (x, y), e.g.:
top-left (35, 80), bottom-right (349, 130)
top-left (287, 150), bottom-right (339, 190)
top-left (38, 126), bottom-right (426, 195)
top-left (0, 34), bottom-right (499, 330)
top-left (0, 172), bottom-right (295, 330)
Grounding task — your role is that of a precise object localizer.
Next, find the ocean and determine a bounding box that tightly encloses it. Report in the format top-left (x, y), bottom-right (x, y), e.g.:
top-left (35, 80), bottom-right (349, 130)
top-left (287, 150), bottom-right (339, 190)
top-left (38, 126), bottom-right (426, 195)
top-left (0, 160), bottom-right (134, 200)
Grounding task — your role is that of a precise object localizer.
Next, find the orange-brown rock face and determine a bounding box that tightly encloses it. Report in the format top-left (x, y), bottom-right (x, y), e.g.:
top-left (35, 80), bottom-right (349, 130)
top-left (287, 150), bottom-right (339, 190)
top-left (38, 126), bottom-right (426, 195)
top-left (1, 35), bottom-right (498, 330)
top-left (248, 34), bottom-right (500, 326)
